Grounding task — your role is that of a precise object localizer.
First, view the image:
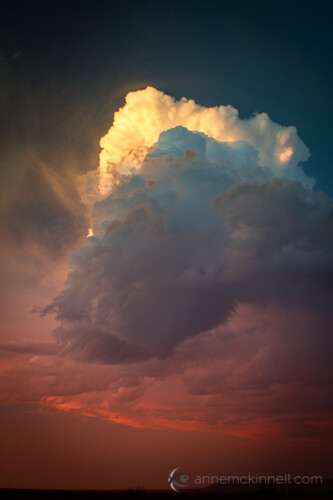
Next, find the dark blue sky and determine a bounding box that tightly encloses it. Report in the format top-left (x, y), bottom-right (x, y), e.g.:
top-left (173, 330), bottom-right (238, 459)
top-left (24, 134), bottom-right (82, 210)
top-left (2, 0), bottom-right (332, 193)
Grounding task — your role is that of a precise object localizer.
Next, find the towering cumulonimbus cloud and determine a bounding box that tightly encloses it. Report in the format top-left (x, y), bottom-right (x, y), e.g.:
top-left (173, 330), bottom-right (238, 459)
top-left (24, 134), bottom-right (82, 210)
top-left (42, 88), bottom-right (333, 365)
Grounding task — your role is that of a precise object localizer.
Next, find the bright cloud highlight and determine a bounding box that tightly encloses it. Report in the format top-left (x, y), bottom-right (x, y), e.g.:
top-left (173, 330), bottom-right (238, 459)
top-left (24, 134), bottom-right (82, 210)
top-left (98, 87), bottom-right (313, 194)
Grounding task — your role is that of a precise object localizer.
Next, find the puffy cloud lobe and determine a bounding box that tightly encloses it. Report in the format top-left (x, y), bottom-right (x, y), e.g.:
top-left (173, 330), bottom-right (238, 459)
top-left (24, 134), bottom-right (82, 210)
top-left (44, 126), bottom-right (333, 362)
top-left (98, 87), bottom-right (313, 194)
top-left (214, 178), bottom-right (333, 308)
top-left (149, 126), bottom-right (260, 168)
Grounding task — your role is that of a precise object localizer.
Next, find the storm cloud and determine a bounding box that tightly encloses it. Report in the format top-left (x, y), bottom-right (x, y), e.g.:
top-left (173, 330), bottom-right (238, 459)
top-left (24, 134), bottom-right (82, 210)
top-left (41, 91), bottom-right (333, 363)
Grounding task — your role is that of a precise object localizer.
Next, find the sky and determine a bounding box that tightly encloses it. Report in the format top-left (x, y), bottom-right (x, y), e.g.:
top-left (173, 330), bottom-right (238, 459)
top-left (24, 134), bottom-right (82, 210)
top-left (0, 0), bottom-right (332, 491)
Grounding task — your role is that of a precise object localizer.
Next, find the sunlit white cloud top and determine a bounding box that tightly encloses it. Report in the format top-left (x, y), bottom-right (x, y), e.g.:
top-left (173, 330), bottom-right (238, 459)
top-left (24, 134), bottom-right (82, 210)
top-left (98, 86), bottom-right (312, 194)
